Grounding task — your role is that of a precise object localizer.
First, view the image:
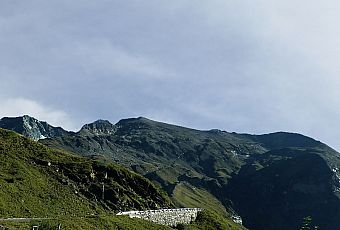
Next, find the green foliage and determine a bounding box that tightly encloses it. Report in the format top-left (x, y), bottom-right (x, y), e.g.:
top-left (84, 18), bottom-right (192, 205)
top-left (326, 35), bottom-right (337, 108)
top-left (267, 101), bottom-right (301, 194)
top-left (300, 216), bottom-right (320, 230)
top-left (300, 216), bottom-right (313, 230)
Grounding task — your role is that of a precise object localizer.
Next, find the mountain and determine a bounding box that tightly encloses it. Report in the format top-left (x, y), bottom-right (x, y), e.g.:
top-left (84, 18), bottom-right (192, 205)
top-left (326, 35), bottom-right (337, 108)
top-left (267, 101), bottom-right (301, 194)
top-left (0, 128), bottom-right (176, 229)
top-left (0, 115), bottom-right (70, 140)
top-left (0, 126), bottom-right (245, 230)
top-left (2, 116), bottom-right (340, 229)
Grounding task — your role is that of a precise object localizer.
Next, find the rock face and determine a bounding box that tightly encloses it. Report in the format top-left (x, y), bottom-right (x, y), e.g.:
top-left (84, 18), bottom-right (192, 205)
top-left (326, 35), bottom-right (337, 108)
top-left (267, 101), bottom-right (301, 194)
top-left (79, 119), bottom-right (117, 136)
top-left (0, 115), bottom-right (70, 140)
top-left (1, 115), bottom-right (340, 230)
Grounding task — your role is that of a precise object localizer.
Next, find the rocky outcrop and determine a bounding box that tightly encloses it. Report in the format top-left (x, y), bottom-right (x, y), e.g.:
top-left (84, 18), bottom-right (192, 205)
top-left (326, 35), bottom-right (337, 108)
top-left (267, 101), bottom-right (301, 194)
top-left (0, 115), bottom-right (70, 140)
top-left (79, 120), bottom-right (117, 136)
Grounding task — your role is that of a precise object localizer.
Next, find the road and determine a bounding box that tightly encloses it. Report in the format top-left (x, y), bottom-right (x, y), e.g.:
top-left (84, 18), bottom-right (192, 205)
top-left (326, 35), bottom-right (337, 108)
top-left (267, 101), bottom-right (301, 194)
top-left (0, 218), bottom-right (49, 222)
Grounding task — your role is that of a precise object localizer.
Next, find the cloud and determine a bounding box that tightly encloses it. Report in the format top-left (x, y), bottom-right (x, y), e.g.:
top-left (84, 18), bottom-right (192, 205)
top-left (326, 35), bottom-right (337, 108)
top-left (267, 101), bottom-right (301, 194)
top-left (1, 1), bottom-right (340, 150)
top-left (0, 98), bottom-right (77, 130)
top-left (53, 39), bottom-right (172, 79)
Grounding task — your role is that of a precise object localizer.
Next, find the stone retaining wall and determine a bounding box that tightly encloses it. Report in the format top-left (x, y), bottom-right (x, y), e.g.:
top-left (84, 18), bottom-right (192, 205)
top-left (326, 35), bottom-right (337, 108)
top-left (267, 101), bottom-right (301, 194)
top-left (117, 208), bottom-right (202, 226)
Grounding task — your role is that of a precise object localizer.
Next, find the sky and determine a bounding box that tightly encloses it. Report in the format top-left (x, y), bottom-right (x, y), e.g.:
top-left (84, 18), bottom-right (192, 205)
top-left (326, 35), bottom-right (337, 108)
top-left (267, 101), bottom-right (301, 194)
top-left (1, 1), bottom-right (340, 150)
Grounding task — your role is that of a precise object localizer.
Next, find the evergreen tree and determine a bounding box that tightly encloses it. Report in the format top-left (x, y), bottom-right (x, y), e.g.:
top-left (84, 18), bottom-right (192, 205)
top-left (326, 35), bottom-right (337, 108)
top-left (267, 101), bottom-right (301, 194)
top-left (300, 216), bottom-right (320, 230)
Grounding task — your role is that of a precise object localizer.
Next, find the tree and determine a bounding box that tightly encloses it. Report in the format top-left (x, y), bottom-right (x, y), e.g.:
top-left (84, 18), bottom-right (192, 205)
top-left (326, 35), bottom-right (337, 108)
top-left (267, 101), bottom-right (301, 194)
top-left (300, 216), bottom-right (319, 230)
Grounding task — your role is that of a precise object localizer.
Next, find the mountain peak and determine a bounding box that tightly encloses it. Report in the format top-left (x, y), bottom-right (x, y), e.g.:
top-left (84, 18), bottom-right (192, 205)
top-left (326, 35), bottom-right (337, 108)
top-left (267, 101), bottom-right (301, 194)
top-left (22, 114), bottom-right (35, 120)
top-left (116, 116), bottom-right (160, 127)
top-left (0, 115), bottom-right (69, 140)
top-left (79, 119), bottom-right (116, 135)
top-left (117, 116), bottom-right (150, 123)
top-left (94, 119), bottom-right (112, 124)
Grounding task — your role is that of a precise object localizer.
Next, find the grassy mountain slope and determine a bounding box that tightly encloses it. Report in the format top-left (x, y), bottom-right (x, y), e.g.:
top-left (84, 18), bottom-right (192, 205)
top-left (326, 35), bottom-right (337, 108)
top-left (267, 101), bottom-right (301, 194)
top-left (181, 210), bottom-right (247, 230)
top-left (0, 215), bottom-right (174, 230)
top-left (172, 182), bottom-right (228, 216)
top-left (0, 125), bottom-right (246, 230)
top-left (39, 117), bottom-right (340, 230)
top-left (0, 128), bottom-right (172, 218)
top-left (1, 212), bottom-right (246, 230)
top-left (41, 118), bottom-right (265, 210)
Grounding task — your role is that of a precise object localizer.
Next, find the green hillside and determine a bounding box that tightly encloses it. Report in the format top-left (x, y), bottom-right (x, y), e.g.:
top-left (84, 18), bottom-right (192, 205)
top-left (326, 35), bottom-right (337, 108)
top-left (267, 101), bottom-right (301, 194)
top-left (41, 118), bottom-right (262, 215)
top-left (182, 210), bottom-right (247, 230)
top-left (0, 211), bottom-right (246, 230)
top-left (0, 128), bottom-right (245, 230)
top-left (0, 215), bottom-right (174, 230)
top-left (39, 117), bottom-right (340, 230)
top-left (0, 128), bottom-right (172, 217)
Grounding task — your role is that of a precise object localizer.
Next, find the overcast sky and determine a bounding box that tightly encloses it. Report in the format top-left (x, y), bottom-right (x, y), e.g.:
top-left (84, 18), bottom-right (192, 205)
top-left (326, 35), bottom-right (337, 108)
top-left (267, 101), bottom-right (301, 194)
top-left (1, 1), bottom-right (340, 150)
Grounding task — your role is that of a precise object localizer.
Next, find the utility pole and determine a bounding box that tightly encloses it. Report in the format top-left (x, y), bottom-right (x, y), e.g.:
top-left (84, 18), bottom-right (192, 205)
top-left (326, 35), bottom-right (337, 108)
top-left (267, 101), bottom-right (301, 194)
top-left (102, 182), bottom-right (105, 200)
top-left (102, 172), bottom-right (107, 200)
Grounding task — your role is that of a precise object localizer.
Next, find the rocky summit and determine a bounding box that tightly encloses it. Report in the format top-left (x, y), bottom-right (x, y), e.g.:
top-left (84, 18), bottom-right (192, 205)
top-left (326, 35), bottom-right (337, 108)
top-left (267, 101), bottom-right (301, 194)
top-left (1, 115), bottom-right (340, 230)
top-left (79, 119), bottom-right (117, 136)
top-left (0, 115), bottom-right (70, 141)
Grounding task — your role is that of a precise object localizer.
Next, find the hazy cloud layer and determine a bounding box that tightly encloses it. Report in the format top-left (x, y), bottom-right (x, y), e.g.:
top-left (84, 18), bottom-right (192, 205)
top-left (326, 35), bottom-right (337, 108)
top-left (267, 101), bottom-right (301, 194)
top-left (1, 1), bottom-right (340, 150)
top-left (0, 97), bottom-right (75, 130)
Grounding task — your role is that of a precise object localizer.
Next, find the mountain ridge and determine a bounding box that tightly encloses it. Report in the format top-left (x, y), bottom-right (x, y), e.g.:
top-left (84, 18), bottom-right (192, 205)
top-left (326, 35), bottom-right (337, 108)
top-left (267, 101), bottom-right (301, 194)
top-left (0, 127), bottom-right (180, 230)
top-left (1, 115), bottom-right (340, 230)
top-left (0, 115), bottom-right (72, 141)
top-left (1, 115), bottom-right (329, 147)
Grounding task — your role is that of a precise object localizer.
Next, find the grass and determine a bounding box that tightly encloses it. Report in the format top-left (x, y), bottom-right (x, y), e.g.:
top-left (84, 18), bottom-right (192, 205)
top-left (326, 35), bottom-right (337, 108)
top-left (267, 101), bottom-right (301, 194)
top-left (172, 182), bottom-right (228, 216)
top-left (0, 128), bottom-right (172, 218)
top-left (0, 211), bottom-right (246, 230)
top-left (0, 128), bottom-right (249, 229)
top-left (176, 210), bottom-right (246, 230)
top-left (0, 215), bottom-right (174, 230)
